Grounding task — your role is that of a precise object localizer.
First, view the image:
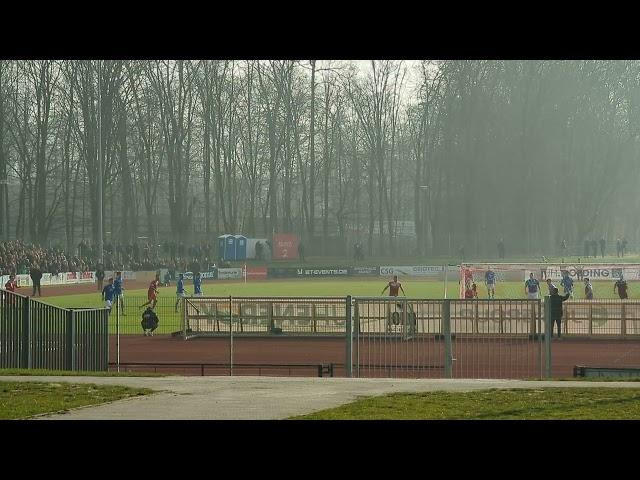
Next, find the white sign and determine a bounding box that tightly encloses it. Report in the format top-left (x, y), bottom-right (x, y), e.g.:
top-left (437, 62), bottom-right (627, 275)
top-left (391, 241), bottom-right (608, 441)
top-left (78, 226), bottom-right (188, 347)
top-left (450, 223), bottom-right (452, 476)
top-left (217, 268), bottom-right (243, 280)
top-left (380, 266), bottom-right (443, 277)
top-left (542, 265), bottom-right (640, 281)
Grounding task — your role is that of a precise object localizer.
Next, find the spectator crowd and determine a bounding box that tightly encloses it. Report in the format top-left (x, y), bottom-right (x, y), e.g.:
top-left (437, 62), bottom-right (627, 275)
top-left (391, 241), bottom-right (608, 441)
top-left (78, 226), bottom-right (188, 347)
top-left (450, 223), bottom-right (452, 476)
top-left (0, 239), bottom-right (220, 277)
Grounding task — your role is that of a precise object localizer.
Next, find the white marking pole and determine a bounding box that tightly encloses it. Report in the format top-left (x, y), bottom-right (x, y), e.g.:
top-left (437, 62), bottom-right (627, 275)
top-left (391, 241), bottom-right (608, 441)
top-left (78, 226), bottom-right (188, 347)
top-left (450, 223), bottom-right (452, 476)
top-left (444, 265), bottom-right (448, 299)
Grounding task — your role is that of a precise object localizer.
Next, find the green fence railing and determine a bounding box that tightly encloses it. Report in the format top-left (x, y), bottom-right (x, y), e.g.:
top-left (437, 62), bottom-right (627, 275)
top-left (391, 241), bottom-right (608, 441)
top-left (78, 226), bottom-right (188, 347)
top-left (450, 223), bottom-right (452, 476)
top-left (0, 290), bottom-right (109, 371)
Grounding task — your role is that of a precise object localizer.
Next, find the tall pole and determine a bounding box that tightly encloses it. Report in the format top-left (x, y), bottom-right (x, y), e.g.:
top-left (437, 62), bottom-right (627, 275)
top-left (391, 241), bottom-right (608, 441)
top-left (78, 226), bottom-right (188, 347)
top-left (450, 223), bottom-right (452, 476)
top-left (97, 60), bottom-right (104, 265)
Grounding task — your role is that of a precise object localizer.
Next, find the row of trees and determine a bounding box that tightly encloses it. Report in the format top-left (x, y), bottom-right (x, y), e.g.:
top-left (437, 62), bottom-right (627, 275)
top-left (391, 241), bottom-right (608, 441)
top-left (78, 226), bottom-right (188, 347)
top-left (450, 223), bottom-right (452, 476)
top-left (0, 60), bottom-right (638, 258)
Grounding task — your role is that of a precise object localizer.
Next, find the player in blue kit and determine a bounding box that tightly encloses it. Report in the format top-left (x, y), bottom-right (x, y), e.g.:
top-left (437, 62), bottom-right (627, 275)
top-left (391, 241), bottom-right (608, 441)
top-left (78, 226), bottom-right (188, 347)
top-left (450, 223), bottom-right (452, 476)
top-left (560, 271), bottom-right (574, 298)
top-left (113, 271), bottom-right (125, 314)
top-left (525, 273), bottom-right (540, 299)
top-left (485, 268), bottom-right (497, 299)
top-left (101, 277), bottom-right (115, 314)
top-left (193, 272), bottom-right (203, 296)
top-left (175, 273), bottom-right (188, 313)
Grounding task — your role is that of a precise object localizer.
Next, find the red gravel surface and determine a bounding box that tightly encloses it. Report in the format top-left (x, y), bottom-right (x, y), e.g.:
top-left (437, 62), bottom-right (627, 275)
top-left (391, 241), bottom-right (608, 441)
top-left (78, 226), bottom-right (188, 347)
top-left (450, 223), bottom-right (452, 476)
top-left (108, 334), bottom-right (640, 379)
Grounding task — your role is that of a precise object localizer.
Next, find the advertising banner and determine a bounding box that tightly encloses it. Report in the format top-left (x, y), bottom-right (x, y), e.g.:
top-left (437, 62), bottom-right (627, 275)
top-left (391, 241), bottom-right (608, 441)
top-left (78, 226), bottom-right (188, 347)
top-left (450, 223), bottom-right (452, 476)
top-left (180, 270), bottom-right (218, 281)
top-left (16, 274), bottom-right (31, 287)
top-left (246, 266), bottom-right (268, 280)
top-left (540, 264), bottom-right (640, 281)
top-left (296, 267), bottom-right (349, 277)
top-left (77, 271), bottom-right (95, 283)
top-left (66, 272), bottom-right (78, 283)
top-left (273, 233), bottom-right (299, 260)
top-left (268, 267), bottom-right (299, 278)
top-left (217, 268), bottom-right (243, 280)
top-left (379, 266), bottom-right (443, 277)
top-left (349, 266), bottom-right (380, 276)
top-left (50, 273), bottom-right (65, 285)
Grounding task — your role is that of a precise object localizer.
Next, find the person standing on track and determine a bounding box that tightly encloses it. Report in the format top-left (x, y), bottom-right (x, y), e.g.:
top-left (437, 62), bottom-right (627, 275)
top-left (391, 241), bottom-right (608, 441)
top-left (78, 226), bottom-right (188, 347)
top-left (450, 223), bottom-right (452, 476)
top-left (30, 264), bottom-right (43, 297)
top-left (549, 287), bottom-right (570, 338)
top-left (96, 263), bottom-right (105, 292)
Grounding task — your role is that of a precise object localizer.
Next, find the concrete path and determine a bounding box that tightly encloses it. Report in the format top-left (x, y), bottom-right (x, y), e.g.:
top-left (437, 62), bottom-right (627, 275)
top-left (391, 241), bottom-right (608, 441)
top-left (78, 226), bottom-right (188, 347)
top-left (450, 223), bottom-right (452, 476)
top-left (2, 376), bottom-right (640, 420)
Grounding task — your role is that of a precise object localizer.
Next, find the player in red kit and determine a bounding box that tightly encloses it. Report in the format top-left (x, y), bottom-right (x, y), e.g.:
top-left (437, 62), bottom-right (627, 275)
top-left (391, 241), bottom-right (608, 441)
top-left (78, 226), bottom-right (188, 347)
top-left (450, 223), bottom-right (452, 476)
top-left (4, 274), bottom-right (18, 293)
top-left (382, 275), bottom-right (405, 297)
top-left (3, 274), bottom-right (18, 306)
top-left (139, 273), bottom-right (161, 310)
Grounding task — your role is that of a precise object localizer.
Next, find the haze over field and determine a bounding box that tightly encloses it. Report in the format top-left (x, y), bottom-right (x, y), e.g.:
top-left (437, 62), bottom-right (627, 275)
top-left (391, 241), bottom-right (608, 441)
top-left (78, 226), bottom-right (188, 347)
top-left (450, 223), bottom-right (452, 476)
top-left (1, 60), bottom-right (639, 260)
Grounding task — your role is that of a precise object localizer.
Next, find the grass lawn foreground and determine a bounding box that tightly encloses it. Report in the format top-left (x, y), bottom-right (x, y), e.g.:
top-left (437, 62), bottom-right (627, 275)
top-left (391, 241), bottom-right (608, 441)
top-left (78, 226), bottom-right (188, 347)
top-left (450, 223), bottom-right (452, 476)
top-left (0, 380), bottom-right (153, 419)
top-left (293, 388), bottom-right (640, 420)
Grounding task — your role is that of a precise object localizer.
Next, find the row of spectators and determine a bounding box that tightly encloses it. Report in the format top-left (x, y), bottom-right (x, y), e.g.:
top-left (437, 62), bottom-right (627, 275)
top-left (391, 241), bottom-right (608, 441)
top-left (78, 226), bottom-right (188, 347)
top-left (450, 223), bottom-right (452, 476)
top-left (0, 240), bottom-right (93, 276)
top-left (0, 240), bottom-right (219, 276)
top-left (78, 240), bottom-right (216, 263)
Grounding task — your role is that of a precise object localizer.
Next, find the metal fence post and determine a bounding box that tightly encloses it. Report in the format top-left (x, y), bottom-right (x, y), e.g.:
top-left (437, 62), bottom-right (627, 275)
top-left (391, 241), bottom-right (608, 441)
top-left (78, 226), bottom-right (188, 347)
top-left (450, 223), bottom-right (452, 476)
top-left (443, 299), bottom-right (453, 378)
top-left (544, 296), bottom-right (552, 379)
top-left (229, 296), bottom-right (233, 377)
top-left (66, 309), bottom-right (76, 371)
top-left (182, 294), bottom-right (187, 339)
top-left (116, 295), bottom-right (121, 373)
top-left (345, 295), bottom-right (352, 378)
top-left (21, 297), bottom-right (30, 369)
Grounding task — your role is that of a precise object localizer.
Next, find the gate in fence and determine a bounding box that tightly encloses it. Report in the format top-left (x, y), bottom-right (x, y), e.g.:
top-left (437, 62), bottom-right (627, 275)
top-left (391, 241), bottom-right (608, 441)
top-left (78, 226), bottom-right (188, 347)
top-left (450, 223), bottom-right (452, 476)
top-left (0, 290), bottom-right (109, 371)
top-left (350, 298), bottom-right (544, 379)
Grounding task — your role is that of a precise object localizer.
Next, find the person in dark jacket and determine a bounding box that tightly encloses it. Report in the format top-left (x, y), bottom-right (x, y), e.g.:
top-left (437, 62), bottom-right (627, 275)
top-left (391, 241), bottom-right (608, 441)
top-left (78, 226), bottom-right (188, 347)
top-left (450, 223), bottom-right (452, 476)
top-left (30, 264), bottom-right (43, 297)
top-left (96, 263), bottom-right (105, 292)
top-left (548, 287), bottom-right (570, 338)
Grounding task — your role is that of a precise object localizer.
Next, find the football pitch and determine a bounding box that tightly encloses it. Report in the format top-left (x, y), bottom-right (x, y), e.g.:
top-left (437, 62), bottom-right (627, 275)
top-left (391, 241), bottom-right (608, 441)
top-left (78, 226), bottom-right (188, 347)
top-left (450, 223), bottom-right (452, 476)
top-left (44, 278), bottom-right (638, 309)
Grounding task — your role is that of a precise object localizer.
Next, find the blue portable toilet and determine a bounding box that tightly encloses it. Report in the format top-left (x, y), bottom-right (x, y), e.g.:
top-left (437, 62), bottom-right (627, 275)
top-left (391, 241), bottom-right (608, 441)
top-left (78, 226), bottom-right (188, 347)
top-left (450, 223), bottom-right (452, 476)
top-left (218, 234), bottom-right (233, 261)
top-left (234, 235), bottom-right (247, 260)
top-left (224, 235), bottom-right (236, 261)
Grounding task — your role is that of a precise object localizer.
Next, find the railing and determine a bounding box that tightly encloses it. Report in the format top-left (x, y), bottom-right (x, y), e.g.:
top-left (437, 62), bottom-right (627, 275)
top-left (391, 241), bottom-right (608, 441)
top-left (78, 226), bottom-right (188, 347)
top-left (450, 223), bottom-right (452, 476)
top-left (353, 297), bottom-right (541, 337)
top-left (108, 361), bottom-right (338, 377)
top-left (562, 300), bottom-right (640, 336)
top-left (0, 290), bottom-right (108, 371)
top-left (183, 297), bottom-right (348, 336)
top-left (40, 293), bottom-right (637, 339)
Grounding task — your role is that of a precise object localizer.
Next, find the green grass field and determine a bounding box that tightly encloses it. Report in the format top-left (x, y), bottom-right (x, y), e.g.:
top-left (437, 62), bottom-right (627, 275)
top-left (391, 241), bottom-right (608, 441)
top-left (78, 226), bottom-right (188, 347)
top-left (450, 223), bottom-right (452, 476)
top-left (40, 277), bottom-right (639, 335)
top-left (292, 388), bottom-right (640, 420)
top-left (0, 381), bottom-right (153, 419)
top-left (45, 278), bottom-right (640, 307)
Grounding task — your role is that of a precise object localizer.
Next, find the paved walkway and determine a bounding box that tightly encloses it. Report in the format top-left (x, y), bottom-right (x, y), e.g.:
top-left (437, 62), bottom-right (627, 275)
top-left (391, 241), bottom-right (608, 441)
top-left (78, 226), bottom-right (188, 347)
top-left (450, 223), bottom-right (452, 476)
top-left (3, 376), bottom-right (640, 420)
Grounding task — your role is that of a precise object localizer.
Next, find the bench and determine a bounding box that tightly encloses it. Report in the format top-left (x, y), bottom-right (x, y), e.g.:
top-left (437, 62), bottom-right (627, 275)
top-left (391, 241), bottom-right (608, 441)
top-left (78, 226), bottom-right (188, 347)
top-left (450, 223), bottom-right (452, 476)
top-left (573, 365), bottom-right (640, 378)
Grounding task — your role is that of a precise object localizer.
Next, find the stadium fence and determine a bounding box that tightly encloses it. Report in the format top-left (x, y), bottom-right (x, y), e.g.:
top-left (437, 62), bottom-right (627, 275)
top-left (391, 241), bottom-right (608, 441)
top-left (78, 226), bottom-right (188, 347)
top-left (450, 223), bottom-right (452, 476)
top-left (0, 290), bottom-right (109, 371)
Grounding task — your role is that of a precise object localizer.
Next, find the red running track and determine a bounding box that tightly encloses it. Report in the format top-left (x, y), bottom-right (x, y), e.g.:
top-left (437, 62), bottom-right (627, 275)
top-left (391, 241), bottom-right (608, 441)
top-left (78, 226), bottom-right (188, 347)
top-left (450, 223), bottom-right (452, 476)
top-left (108, 335), bottom-right (640, 379)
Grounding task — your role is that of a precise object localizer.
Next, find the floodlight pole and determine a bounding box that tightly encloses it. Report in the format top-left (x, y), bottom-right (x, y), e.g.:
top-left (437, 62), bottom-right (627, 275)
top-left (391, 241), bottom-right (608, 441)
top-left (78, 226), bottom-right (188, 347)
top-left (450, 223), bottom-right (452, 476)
top-left (97, 59), bottom-right (104, 266)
